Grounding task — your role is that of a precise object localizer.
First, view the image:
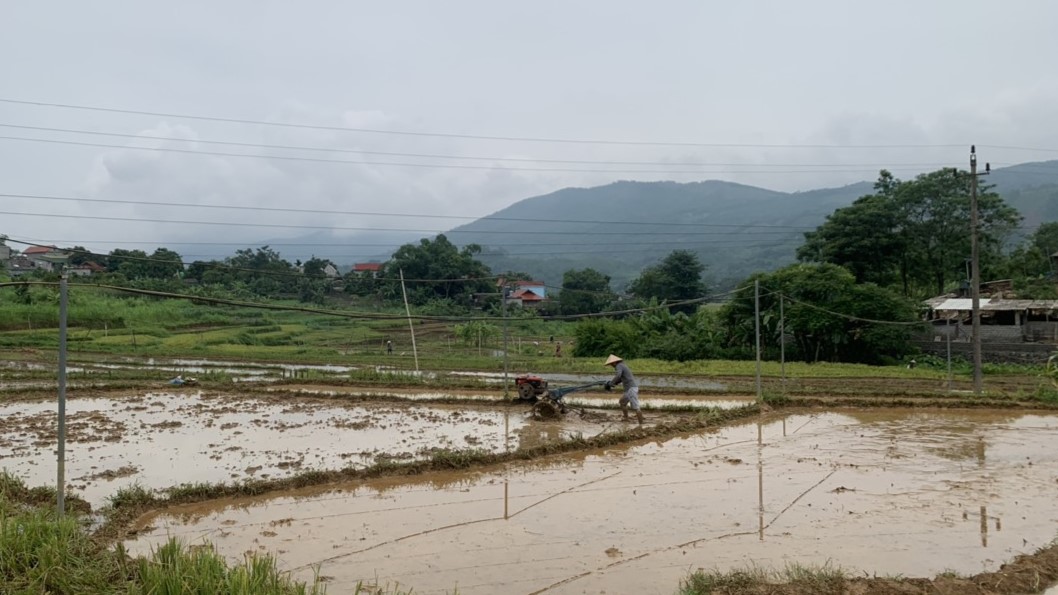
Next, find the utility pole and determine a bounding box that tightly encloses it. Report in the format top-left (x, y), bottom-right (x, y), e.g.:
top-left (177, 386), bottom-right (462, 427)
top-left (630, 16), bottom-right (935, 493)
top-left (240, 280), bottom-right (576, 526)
top-left (57, 268), bottom-right (68, 514)
top-left (779, 293), bottom-right (786, 395)
top-left (502, 283), bottom-right (510, 398)
top-left (398, 269), bottom-right (419, 372)
top-left (968, 146), bottom-right (990, 395)
top-left (754, 279), bottom-right (762, 403)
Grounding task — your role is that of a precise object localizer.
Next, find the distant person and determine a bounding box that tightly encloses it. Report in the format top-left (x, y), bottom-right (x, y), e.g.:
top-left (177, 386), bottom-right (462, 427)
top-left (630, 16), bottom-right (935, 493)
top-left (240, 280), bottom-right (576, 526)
top-left (555, 341), bottom-right (562, 357)
top-left (907, 358), bottom-right (917, 369)
top-left (386, 340), bottom-right (393, 355)
top-left (604, 354), bottom-right (643, 424)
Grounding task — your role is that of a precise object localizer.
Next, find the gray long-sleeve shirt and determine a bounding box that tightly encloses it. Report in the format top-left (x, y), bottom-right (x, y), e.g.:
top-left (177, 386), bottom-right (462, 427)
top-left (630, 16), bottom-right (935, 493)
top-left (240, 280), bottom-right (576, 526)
top-left (609, 362), bottom-right (638, 389)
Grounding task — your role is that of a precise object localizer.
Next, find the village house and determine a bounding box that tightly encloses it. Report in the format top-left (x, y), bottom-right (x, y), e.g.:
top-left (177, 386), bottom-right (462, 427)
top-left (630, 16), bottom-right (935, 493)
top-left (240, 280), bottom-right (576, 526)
top-left (68, 262), bottom-right (106, 277)
top-left (498, 279), bottom-right (549, 308)
top-left (923, 295), bottom-right (1058, 344)
top-left (21, 245), bottom-right (61, 271)
top-left (352, 262), bottom-right (383, 277)
top-left (5, 255), bottom-right (38, 277)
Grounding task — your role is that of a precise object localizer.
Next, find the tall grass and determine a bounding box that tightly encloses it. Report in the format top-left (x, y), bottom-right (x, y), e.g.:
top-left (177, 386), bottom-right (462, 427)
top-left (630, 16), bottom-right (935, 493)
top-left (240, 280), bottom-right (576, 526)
top-left (0, 471), bottom-right (343, 594)
top-left (1, 500), bottom-right (130, 593)
top-left (137, 538), bottom-right (325, 595)
top-left (680, 562), bottom-right (848, 594)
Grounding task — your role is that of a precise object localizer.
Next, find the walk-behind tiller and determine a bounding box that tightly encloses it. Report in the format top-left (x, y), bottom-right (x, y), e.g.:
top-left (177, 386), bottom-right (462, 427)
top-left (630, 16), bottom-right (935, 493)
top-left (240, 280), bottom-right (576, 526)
top-left (513, 376), bottom-right (608, 419)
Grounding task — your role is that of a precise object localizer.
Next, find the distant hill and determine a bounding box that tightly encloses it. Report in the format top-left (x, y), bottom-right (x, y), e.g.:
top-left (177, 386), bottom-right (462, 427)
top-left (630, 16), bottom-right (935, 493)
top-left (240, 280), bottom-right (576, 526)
top-left (985, 160), bottom-right (1058, 228)
top-left (445, 161), bottom-right (1058, 290)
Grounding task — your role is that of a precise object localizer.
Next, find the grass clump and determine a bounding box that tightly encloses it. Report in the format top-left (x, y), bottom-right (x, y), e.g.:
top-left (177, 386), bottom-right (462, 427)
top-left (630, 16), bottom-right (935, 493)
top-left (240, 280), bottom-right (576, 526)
top-left (680, 566), bottom-right (769, 593)
top-left (1, 475), bottom-right (333, 594)
top-left (1, 504), bottom-right (131, 593)
top-left (680, 562), bottom-right (847, 594)
top-left (779, 561), bottom-right (847, 591)
top-left (107, 483), bottom-right (157, 509)
top-left (428, 448), bottom-right (492, 469)
top-left (137, 538), bottom-right (325, 594)
top-left (165, 481), bottom-right (235, 502)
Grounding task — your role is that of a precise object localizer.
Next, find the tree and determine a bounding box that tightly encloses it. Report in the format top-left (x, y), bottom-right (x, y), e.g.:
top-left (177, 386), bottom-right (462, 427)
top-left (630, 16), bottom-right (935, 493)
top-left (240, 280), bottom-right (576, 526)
top-left (572, 319), bottom-right (640, 358)
top-left (297, 278), bottom-right (328, 304)
top-left (226, 246), bottom-right (298, 296)
top-left (382, 234), bottom-right (493, 306)
top-left (1032, 222), bottom-right (1058, 259)
top-left (454, 321), bottom-right (499, 347)
top-left (106, 249), bottom-right (149, 277)
top-left (186, 260), bottom-right (222, 283)
top-left (302, 257), bottom-right (337, 278)
top-left (146, 248), bottom-right (184, 279)
top-left (797, 180), bottom-right (903, 286)
top-left (989, 222), bottom-right (1058, 299)
top-left (799, 169), bottom-right (1022, 296)
top-left (105, 247), bottom-right (183, 280)
top-left (557, 268), bottom-right (616, 315)
top-left (63, 246), bottom-right (95, 267)
top-left (629, 250), bottom-right (707, 314)
top-left (722, 263), bottom-right (920, 364)
top-left (0, 235), bottom-right (7, 276)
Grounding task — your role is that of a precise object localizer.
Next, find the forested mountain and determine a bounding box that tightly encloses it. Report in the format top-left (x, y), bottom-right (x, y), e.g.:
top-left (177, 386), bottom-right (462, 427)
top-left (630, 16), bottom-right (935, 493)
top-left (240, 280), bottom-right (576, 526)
top-left (239, 161), bottom-right (1058, 290)
top-left (447, 179), bottom-right (871, 289)
top-left (447, 161), bottom-right (1058, 290)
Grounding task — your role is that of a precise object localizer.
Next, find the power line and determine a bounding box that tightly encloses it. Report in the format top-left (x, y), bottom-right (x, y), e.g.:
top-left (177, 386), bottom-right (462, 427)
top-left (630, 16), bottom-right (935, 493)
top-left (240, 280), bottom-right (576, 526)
top-left (779, 293), bottom-right (925, 326)
top-left (0, 210), bottom-right (807, 236)
top-left (0, 97), bottom-right (969, 149)
top-left (2, 238), bottom-right (500, 283)
top-left (0, 134), bottom-right (928, 175)
top-left (0, 123), bottom-right (969, 169)
top-left (5, 209), bottom-right (1042, 239)
top-left (168, 245), bottom-right (798, 259)
top-left (8, 237), bottom-right (804, 249)
top-left (0, 280), bottom-right (718, 322)
top-left (978, 144), bottom-right (1058, 154)
top-left (0, 192), bottom-right (817, 230)
top-left (4, 238), bottom-right (754, 295)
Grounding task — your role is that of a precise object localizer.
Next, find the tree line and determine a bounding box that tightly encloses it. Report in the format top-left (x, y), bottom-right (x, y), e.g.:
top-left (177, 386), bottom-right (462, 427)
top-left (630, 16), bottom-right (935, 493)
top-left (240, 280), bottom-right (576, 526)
top-left (3, 165), bottom-right (1054, 364)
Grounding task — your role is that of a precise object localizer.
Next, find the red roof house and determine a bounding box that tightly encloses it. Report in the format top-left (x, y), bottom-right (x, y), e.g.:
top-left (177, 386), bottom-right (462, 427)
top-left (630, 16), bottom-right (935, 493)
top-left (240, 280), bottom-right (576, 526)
top-left (23, 245), bottom-right (58, 256)
top-left (508, 288), bottom-right (545, 306)
top-left (353, 262), bottom-right (383, 276)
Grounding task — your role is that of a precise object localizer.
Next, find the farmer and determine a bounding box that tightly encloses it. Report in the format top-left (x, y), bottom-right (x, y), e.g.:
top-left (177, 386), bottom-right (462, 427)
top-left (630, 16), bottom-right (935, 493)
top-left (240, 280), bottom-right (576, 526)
top-left (386, 340), bottom-right (393, 355)
top-left (604, 354), bottom-right (643, 424)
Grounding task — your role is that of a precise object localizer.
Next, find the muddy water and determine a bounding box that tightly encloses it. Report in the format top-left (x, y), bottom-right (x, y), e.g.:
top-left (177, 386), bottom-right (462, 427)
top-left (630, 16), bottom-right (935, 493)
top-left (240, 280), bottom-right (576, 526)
top-left (126, 409), bottom-right (1058, 594)
top-left (564, 394), bottom-right (751, 409)
top-left (0, 393), bottom-right (609, 507)
top-left (266, 385), bottom-right (753, 410)
top-left (451, 371), bottom-right (728, 391)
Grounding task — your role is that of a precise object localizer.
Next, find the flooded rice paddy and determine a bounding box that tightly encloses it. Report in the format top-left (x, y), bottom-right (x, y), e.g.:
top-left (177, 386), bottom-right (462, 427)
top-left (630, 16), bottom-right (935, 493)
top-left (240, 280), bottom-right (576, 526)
top-left (125, 409), bottom-right (1058, 594)
top-left (264, 384), bottom-right (753, 410)
top-left (0, 391), bottom-right (621, 507)
top-left (1, 358), bottom-right (730, 391)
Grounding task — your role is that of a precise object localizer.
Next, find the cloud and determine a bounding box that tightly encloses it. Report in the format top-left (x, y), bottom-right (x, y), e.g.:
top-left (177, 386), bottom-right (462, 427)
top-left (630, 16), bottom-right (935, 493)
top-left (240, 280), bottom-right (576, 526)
top-left (68, 106), bottom-right (582, 261)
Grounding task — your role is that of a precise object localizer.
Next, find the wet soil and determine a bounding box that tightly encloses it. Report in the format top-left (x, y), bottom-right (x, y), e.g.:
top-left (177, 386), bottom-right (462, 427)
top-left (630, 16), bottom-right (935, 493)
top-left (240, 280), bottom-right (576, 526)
top-left (0, 390), bottom-right (649, 507)
top-left (125, 409), bottom-right (1058, 594)
top-left (260, 383), bottom-right (755, 410)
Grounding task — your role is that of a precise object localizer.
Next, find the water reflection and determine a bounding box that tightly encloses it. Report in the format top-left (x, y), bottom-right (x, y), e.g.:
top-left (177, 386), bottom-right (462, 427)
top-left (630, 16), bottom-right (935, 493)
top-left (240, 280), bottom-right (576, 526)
top-left (123, 409), bottom-right (1058, 594)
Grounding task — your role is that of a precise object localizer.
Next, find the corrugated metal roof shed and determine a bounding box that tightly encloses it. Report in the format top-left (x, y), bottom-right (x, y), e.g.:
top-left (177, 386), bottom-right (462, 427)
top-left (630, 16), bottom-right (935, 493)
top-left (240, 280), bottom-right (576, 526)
top-left (927, 298), bottom-right (1058, 313)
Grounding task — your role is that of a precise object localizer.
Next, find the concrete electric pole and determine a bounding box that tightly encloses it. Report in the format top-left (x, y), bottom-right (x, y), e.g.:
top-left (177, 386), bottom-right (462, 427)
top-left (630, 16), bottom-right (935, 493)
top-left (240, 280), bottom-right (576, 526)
top-left (968, 145), bottom-right (990, 396)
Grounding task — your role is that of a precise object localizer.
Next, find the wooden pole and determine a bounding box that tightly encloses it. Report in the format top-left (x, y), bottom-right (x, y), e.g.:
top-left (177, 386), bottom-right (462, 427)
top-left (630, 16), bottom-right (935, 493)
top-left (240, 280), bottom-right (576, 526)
top-left (399, 269), bottom-right (419, 372)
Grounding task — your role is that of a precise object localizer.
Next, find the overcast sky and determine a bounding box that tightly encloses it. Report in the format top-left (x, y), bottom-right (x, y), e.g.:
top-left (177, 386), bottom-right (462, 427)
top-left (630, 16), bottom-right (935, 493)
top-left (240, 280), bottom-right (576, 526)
top-left (2, 1), bottom-right (1057, 261)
